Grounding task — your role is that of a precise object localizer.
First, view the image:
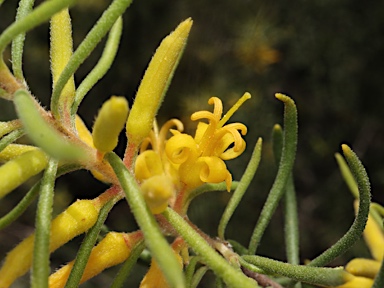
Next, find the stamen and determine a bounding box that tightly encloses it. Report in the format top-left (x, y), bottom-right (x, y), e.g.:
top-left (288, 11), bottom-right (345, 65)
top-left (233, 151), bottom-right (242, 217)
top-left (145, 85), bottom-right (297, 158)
top-left (218, 92), bottom-right (251, 128)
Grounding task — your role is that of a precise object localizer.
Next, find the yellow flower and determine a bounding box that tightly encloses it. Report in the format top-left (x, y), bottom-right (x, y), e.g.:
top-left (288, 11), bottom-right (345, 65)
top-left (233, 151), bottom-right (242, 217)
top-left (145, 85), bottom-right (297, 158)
top-left (134, 93), bottom-right (250, 214)
top-left (165, 93), bottom-right (250, 191)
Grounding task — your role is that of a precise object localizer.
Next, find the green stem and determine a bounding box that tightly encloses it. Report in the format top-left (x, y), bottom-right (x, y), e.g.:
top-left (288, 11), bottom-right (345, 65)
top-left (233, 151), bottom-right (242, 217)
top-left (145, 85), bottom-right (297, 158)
top-left (185, 256), bottom-right (202, 288)
top-left (284, 176), bottom-right (300, 266)
top-left (162, 207), bottom-right (258, 288)
top-left (241, 255), bottom-right (347, 287)
top-left (191, 266), bottom-right (209, 288)
top-left (0, 0), bottom-right (76, 56)
top-left (308, 144), bottom-right (371, 267)
top-left (110, 240), bottom-right (145, 288)
top-left (0, 129), bottom-right (24, 152)
top-left (218, 137), bottom-right (262, 239)
top-left (182, 181), bottom-right (239, 214)
top-left (64, 199), bottom-right (116, 288)
top-left (71, 16), bottom-right (123, 117)
top-left (51, 0), bottom-right (133, 119)
top-left (248, 94), bottom-right (298, 255)
top-left (11, 0), bottom-right (35, 81)
top-left (105, 152), bottom-right (185, 288)
top-left (272, 124), bottom-right (300, 268)
top-left (31, 158), bottom-right (58, 288)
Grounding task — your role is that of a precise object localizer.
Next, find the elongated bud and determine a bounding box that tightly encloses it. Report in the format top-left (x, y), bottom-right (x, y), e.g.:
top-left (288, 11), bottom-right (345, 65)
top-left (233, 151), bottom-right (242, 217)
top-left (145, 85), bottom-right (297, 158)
top-left (126, 18), bottom-right (193, 147)
top-left (363, 211), bottom-right (384, 261)
top-left (0, 200), bottom-right (100, 287)
top-left (0, 149), bottom-right (48, 199)
top-left (50, 8), bottom-right (75, 120)
top-left (49, 231), bottom-right (142, 287)
top-left (0, 144), bottom-right (39, 162)
top-left (345, 258), bottom-right (381, 279)
top-left (92, 96), bottom-right (129, 153)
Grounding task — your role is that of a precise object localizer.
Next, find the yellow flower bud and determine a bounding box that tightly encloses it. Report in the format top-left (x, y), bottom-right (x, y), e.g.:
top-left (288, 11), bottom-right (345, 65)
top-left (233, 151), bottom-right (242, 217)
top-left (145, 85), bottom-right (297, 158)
top-left (49, 232), bottom-right (142, 288)
top-left (75, 115), bottom-right (110, 182)
top-left (126, 18), bottom-right (193, 146)
top-left (140, 247), bottom-right (183, 288)
top-left (0, 200), bottom-right (100, 287)
top-left (50, 8), bottom-right (75, 116)
top-left (92, 96), bottom-right (129, 153)
top-left (363, 211), bottom-right (384, 261)
top-left (0, 120), bottom-right (21, 138)
top-left (0, 149), bottom-right (48, 199)
top-left (75, 115), bottom-right (94, 147)
top-left (141, 175), bottom-right (175, 214)
top-left (345, 258), bottom-right (380, 279)
top-left (333, 275), bottom-right (374, 288)
top-left (0, 144), bottom-right (38, 162)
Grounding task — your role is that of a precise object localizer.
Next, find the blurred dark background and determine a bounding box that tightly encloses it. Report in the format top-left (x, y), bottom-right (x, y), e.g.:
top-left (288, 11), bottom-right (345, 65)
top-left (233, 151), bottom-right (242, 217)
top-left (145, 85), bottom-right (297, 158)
top-left (1, 0), bottom-right (384, 287)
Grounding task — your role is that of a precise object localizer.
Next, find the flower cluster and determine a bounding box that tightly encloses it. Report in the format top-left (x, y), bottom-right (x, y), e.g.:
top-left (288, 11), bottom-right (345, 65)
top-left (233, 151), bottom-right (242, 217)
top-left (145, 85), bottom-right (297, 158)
top-left (135, 93), bottom-right (249, 215)
top-left (0, 1), bottom-right (383, 288)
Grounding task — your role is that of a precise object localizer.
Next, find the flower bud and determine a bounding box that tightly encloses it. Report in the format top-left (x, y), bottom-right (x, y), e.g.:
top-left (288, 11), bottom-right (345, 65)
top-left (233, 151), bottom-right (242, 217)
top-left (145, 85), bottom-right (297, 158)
top-left (126, 18), bottom-right (192, 147)
top-left (0, 200), bottom-right (100, 287)
top-left (92, 96), bottom-right (129, 153)
top-left (141, 175), bottom-right (175, 214)
top-left (0, 149), bottom-right (48, 199)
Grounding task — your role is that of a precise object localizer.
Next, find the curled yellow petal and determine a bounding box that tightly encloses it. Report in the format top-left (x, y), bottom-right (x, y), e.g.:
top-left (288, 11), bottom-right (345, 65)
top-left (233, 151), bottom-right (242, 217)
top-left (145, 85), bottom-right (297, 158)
top-left (92, 96), bottom-right (129, 153)
top-left (126, 18), bottom-right (193, 147)
top-left (345, 258), bottom-right (381, 279)
top-left (49, 232), bottom-right (142, 288)
top-left (0, 200), bottom-right (100, 287)
top-left (0, 149), bottom-right (48, 199)
top-left (197, 156), bottom-right (230, 184)
top-left (165, 133), bottom-right (197, 165)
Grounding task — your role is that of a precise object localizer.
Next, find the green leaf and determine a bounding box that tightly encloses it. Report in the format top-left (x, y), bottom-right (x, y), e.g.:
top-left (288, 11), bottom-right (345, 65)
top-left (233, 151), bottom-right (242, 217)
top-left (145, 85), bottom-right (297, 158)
top-left (64, 199), bottom-right (115, 288)
top-left (51, 0), bottom-right (133, 119)
top-left (241, 255), bottom-right (347, 287)
top-left (162, 207), bottom-right (258, 288)
top-left (11, 0), bottom-right (35, 81)
top-left (110, 241), bottom-right (145, 288)
top-left (31, 158), bottom-right (58, 288)
top-left (13, 89), bottom-right (88, 161)
top-left (0, 0), bottom-right (76, 56)
top-left (72, 16), bottom-right (123, 116)
top-left (307, 144), bottom-right (371, 267)
top-left (248, 94), bottom-right (298, 255)
top-left (218, 137), bottom-right (262, 239)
